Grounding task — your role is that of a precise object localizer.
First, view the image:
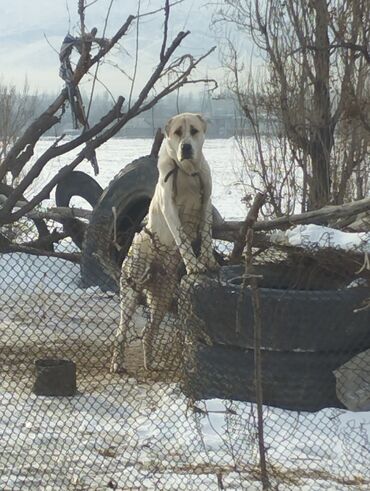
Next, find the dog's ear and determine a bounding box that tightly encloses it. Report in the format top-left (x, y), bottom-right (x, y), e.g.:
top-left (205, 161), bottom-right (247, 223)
top-left (165, 117), bottom-right (174, 137)
top-left (196, 114), bottom-right (207, 133)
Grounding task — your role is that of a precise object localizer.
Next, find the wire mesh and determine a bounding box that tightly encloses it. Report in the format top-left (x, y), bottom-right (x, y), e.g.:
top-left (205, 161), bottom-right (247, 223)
top-left (1, 208), bottom-right (370, 490)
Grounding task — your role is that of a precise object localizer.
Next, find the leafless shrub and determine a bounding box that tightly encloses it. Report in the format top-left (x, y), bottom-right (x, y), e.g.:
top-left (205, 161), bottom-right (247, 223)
top-left (215, 0), bottom-right (370, 213)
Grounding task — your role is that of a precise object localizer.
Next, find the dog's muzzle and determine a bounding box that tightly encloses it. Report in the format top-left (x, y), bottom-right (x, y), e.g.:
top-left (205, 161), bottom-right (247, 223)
top-left (181, 143), bottom-right (193, 160)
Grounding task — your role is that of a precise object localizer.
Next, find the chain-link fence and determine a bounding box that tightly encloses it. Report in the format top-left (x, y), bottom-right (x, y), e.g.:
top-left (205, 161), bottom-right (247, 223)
top-left (1, 200), bottom-right (370, 490)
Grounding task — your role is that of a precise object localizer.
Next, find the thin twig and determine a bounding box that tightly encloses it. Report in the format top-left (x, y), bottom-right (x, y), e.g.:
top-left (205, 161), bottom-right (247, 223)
top-left (0, 97), bottom-right (124, 218)
top-left (43, 33), bottom-right (60, 55)
top-left (160, 0), bottom-right (170, 62)
top-left (86, 0), bottom-right (116, 122)
top-left (128, 0), bottom-right (141, 109)
top-left (135, 0), bottom-right (183, 20)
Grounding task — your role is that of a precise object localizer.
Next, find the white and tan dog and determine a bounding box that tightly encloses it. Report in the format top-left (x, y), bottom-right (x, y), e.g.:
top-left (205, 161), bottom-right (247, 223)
top-left (110, 113), bottom-right (217, 373)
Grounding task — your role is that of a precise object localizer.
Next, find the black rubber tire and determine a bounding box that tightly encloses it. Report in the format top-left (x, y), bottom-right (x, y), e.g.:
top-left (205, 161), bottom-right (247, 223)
top-left (0, 182), bottom-right (51, 247)
top-left (219, 262), bottom-right (346, 290)
top-left (191, 266), bottom-right (370, 352)
top-left (55, 171), bottom-right (103, 250)
top-left (182, 342), bottom-right (348, 411)
top-left (80, 155), bottom-right (159, 290)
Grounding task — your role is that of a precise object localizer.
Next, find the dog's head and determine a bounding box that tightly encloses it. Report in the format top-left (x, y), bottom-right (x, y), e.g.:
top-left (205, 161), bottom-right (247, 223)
top-left (164, 113), bottom-right (207, 174)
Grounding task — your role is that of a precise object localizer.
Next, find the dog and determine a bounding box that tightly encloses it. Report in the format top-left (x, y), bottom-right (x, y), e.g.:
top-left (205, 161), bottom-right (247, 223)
top-left (110, 113), bottom-right (218, 373)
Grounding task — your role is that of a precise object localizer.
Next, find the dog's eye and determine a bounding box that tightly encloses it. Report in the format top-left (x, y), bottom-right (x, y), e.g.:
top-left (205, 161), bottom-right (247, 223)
top-left (174, 128), bottom-right (182, 137)
top-left (190, 127), bottom-right (198, 136)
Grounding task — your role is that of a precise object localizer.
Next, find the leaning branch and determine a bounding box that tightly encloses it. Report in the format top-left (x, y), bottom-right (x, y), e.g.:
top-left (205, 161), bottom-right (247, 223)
top-left (216, 196), bottom-right (370, 235)
top-left (254, 196), bottom-right (370, 231)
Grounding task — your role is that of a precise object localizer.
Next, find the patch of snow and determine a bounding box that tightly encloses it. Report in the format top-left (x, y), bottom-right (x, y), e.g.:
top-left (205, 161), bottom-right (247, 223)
top-left (271, 224), bottom-right (370, 253)
top-left (21, 137), bottom-right (248, 221)
top-left (1, 253), bottom-right (370, 488)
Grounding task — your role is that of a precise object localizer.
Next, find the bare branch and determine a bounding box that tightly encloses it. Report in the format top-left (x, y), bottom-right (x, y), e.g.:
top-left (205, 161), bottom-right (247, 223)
top-left (0, 97), bottom-right (124, 219)
top-left (0, 14), bottom-right (135, 181)
top-left (217, 195), bottom-right (370, 233)
top-left (160, 0), bottom-right (170, 62)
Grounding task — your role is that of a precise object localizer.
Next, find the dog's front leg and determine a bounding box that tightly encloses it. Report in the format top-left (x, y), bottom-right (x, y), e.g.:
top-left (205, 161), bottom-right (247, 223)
top-left (162, 193), bottom-right (205, 275)
top-left (110, 279), bottom-right (140, 373)
top-left (199, 196), bottom-right (218, 270)
top-left (198, 167), bottom-right (218, 270)
top-left (142, 280), bottom-right (174, 370)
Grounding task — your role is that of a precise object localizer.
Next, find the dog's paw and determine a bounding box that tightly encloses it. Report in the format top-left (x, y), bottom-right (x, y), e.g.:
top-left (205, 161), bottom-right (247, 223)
top-left (185, 264), bottom-right (207, 276)
top-left (110, 361), bottom-right (123, 374)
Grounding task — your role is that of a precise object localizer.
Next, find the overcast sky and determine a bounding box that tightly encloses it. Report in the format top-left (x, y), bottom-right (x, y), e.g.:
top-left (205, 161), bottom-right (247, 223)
top-left (0, 0), bottom-right (226, 96)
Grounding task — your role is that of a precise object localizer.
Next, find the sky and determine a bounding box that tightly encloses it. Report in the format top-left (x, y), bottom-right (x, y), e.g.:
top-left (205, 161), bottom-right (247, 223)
top-left (0, 0), bottom-right (227, 97)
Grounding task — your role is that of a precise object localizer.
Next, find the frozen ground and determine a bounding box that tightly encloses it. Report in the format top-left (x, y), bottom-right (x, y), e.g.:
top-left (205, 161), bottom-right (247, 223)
top-left (1, 139), bottom-right (370, 489)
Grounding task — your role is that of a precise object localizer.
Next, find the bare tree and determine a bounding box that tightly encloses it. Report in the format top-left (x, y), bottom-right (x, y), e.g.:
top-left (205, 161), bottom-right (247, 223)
top-left (0, 0), bottom-right (216, 251)
top-left (216, 0), bottom-right (370, 212)
top-left (0, 80), bottom-right (39, 165)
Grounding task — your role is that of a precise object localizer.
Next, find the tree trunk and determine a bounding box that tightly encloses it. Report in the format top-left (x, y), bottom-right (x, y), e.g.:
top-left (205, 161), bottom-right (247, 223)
top-left (308, 0), bottom-right (333, 209)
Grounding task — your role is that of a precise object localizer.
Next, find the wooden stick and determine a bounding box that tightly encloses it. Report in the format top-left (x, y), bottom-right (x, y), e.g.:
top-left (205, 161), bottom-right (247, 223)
top-left (254, 196), bottom-right (370, 231)
top-left (230, 192), bottom-right (266, 261)
top-left (214, 196), bottom-right (370, 235)
top-left (246, 226), bottom-right (270, 490)
top-left (234, 191), bottom-right (270, 489)
top-left (150, 128), bottom-right (164, 158)
top-left (0, 196), bottom-right (92, 223)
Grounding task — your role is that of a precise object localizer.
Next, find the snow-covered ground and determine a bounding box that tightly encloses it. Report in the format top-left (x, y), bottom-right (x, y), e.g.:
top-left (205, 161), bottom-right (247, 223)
top-left (1, 251), bottom-right (370, 490)
top-left (1, 138), bottom-right (370, 490)
top-left (23, 137), bottom-right (249, 221)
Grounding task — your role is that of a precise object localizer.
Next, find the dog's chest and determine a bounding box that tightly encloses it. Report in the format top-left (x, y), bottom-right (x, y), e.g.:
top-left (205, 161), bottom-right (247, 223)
top-left (173, 171), bottom-right (203, 214)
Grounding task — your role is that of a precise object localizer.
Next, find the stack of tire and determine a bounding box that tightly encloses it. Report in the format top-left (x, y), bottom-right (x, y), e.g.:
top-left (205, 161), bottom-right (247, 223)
top-left (181, 264), bottom-right (370, 412)
top-left (55, 158), bottom-right (370, 412)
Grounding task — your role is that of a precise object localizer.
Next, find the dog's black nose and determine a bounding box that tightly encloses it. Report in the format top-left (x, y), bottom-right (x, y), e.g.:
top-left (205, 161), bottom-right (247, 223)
top-left (181, 143), bottom-right (193, 159)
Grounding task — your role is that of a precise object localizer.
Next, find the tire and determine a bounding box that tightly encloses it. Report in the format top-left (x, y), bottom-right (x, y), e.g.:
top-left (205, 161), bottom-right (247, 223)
top-left (219, 262), bottom-right (345, 290)
top-left (191, 266), bottom-right (370, 352)
top-left (55, 171), bottom-right (103, 250)
top-left (0, 182), bottom-right (51, 247)
top-left (182, 266), bottom-right (370, 411)
top-left (80, 155), bottom-right (159, 290)
top-left (182, 342), bottom-right (348, 411)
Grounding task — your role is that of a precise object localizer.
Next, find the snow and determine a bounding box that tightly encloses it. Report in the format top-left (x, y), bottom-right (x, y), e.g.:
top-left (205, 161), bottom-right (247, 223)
top-left (1, 253), bottom-right (369, 491)
top-left (271, 224), bottom-right (370, 254)
top-left (1, 139), bottom-right (370, 489)
top-left (24, 137), bottom-right (248, 221)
